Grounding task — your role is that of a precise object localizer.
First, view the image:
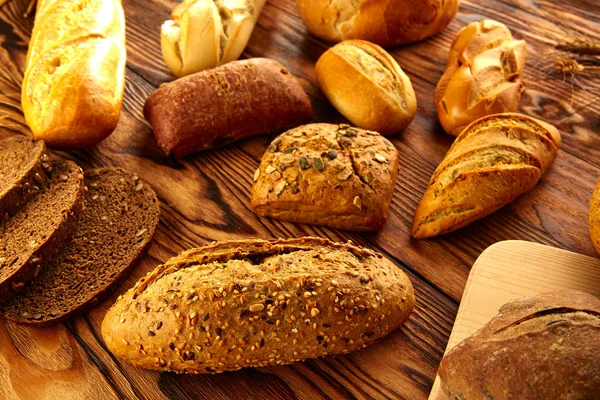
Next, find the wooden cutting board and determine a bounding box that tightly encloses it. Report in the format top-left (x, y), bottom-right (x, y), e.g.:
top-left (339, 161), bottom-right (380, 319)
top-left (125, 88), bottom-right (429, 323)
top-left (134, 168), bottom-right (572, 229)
top-left (429, 240), bottom-right (600, 400)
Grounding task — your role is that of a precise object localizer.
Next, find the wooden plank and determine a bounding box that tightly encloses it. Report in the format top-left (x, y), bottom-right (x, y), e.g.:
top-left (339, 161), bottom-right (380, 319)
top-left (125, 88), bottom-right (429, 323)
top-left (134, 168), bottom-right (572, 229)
top-left (429, 240), bottom-right (600, 399)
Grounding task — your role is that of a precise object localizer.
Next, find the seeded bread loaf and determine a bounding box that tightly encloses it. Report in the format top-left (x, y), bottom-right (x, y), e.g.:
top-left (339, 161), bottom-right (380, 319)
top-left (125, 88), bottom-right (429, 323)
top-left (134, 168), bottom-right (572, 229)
top-left (251, 124), bottom-right (399, 231)
top-left (588, 178), bottom-right (600, 255)
top-left (0, 161), bottom-right (85, 302)
top-left (412, 113), bottom-right (561, 239)
top-left (2, 168), bottom-right (160, 325)
top-left (315, 40), bottom-right (417, 135)
top-left (435, 20), bottom-right (527, 136)
top-left (438, 290), bottom-right (600, 399)
top-left (101, 237), bottom-right (415, 374)
top-left (0, 135), bottom-right (51, 218)
top-left (144, 58), bottom-right (313, 156)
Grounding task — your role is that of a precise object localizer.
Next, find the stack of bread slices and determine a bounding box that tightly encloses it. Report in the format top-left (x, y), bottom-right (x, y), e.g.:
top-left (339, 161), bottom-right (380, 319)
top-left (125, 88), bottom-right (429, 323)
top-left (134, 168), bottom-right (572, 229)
top-left (0, 135), bottom-right (160, 326)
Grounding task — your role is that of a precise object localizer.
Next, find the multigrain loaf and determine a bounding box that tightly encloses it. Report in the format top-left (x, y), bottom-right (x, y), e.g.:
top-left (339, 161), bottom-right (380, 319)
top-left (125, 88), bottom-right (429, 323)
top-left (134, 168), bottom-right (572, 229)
top-left (102, 237), bottom-right (415, 374)
top-left (251, 124), bottom-right (399, 231)
top-left (412, 113), bottom-right (561, 239)
top-left (435, 20), bottom-right (527, 136)
top-left (21, 0), bottom-right (126, 148)
top-left (0, 135), bottom-right (51, 218)
top-left (588, 178), bottom-right (600, 255)
top-left (2, 168), bottom-right (160, 326)
top-left (144, 58), bottom-right (313, 156)
top-left (0, 161), bottom-right (84, 302)
top-left (315, 40), bottom-right (417, 135)
top-left (296, 0), bottom-right (459, 47)
top-left (438, 290), bottom-right (600, 399)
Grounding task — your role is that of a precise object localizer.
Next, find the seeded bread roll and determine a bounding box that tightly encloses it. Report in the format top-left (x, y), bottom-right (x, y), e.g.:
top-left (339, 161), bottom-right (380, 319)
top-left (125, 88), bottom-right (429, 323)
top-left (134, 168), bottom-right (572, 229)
top-left (101, 237), bottom-right (415, 374)
top-left (438, 290), bottom-right (600, 399)
top-left (412, 113), bottom-right (561, 239)
top-left (251, 123), bottom-right (399, 231)
top-left (435, 20), bottom-right (527, 136)
top-left (0, 135), bottom-right (50, 218)
top-left (315, 40), bottom-right (417, 135)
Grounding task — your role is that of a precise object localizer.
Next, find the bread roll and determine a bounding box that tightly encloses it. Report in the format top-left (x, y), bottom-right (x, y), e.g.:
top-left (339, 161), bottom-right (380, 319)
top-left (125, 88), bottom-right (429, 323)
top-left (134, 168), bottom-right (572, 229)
top-left (101, 237), bottom-right (415, 374)
top-left (412, 113), bottom-right (561, 239)
top-left (144, 58), bottom-right (313, 156)
top-left (251, 123), bottom-right (399, 231)
top-left (315, 40), bottom-right (416, 135)
top-left (296, 0), bottom-right (459, 47)
top-left (438, 290), bottom-right (600, 399)
top-left (161, 0), bottom-right (266, 78)
top-left (21, 0), bottom-right (126, 149)
top-left (589, 178), bottom-right (600, 254)
top-left (435, 20), bottom-right (527, 136)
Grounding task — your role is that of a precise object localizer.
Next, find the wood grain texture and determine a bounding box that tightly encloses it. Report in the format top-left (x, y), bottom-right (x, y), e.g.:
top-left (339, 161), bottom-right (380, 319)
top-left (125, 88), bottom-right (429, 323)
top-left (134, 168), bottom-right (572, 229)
top-left (0, 0), bottom-right (599, 398)
top-left (429, 240), bottom-right (600, 399)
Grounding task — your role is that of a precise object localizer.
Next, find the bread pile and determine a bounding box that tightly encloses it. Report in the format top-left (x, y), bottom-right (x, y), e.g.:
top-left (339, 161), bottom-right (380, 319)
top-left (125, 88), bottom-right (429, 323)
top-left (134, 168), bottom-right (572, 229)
top-left (0, 135), bottom-right (160, 325)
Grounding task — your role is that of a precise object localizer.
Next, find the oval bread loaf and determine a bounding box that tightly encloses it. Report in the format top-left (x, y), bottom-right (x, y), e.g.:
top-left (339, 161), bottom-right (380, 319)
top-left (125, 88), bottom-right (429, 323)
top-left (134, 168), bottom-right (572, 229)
top-left (315, 40), bottom-right (417, 135)
top-left (102, 237), bottom-right (415, 374)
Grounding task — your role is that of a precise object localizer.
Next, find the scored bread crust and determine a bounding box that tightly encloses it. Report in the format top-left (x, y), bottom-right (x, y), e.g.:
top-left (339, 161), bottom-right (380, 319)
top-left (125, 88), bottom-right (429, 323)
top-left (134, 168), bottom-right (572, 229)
top-left (0, 161), bottom-right (85, 302)
top-left (296, 0), bottom-right (459, 47)
top-left (412, 113), bottom-right (561, 239)
top-left (0, 136), bottom-right (51, 218)
top-left (251, 123), bottom-right (399, 231)
top-left (2, 168), bottom-right (160, 326)
top-left (101, 237), bottom-right (415, 374)
top-left (438, 290), bottom-right (600, 399)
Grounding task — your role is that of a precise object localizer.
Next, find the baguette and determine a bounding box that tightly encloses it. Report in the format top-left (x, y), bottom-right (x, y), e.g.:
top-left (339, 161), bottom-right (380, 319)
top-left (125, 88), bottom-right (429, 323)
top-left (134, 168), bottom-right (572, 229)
top-left (438, 290), bottom-right (600, 399)
top-left (21, 0), bottom-right (126, 149)
top-left (101, 237), bottom-right (415, 374)
top-left (144, 58), bottom-right (313, 156)
top-left (412, 113), bottom-right (561, 239)
top-left (435, 20), bottom-right (527, 136)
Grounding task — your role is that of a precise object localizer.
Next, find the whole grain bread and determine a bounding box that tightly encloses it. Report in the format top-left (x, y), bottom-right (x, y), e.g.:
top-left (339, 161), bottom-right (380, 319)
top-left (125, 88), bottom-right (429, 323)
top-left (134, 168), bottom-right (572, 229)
top-left (101, 237), bottom-right (415, 374)
top-left (0, 135), bottom-right (51, 218)
top-left (2, 168), bottom-right (160, 325)
top-left (438, 290), bottom-right (600, 399)
top-left (412, 113), bottom-right (561, 239)
top-left (0, 161), bottom-right (85, 302)
top-left (251, 124), bottom-right (399, 231)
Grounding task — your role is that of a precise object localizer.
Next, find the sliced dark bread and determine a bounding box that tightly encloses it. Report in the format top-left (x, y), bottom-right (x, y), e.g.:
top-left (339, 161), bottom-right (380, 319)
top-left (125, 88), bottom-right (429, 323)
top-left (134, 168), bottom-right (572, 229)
top-left (2, 168), bottom-right (160, 325)
top-left (0, 135), bottom-right (52, 218)
top-left (0, 161), bottom-right (85, 302)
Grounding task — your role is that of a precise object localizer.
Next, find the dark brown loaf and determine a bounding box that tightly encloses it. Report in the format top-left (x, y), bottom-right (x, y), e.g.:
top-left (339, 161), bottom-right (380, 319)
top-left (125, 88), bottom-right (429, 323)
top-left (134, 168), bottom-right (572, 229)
top-left (144, 58), bottom-right (313, 156)
top-left (101, 237), bottom-right (415, 374)
top-left (0, 161), bottom-right (85, 302)
top-left (2, 168), bottom-right (160, 325)
top-left (251, 123), bottom-right (399, 231)
top-left (0, 135), bottom-right (51, 218)
top-left (438, 290), bottom-right (600, 400)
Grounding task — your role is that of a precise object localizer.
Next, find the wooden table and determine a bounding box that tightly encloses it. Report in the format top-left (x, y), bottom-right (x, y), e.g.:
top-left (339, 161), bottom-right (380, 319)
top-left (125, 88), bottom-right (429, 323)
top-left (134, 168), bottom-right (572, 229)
top-left (0, 0), bottom-right (599, 399)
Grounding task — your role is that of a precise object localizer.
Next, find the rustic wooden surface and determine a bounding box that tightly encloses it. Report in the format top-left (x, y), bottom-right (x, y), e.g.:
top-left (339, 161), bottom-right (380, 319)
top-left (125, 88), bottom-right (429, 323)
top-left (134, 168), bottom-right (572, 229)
top-left (429, 240), bottom-right (600, 399)
top-left (0, 0), bottom-right (599, 399)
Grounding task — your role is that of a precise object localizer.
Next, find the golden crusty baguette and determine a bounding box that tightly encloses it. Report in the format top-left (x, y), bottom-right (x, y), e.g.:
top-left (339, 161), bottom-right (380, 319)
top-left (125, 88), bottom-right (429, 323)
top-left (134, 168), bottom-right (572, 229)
top-left (435, 20), bottom-right (527, 137)
top-left (101, 237), bottom-right (415, 374)
top-left (412, 113), bottom-right (560, 239)
top-left (21, 0), bottom-right (126, 149)
top-left (315, 40), bottom-right (417, 135)
top-left (161, 0), bottom-right (266, 78)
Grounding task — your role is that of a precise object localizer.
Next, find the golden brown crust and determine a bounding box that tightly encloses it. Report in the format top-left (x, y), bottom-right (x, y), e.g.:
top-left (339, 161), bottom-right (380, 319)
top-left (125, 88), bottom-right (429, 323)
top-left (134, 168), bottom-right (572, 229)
top-left (435, 20), bottom-right (527, 137)
top-left (439, 290), bottom-right (600, 399)
top-left (21, 0), bottom-right (126, 149)
top-left (412, 113), bottom-right (561, 239)
top-left (251, 123), bottom-right (399, 231)
top-left (296, 0), bottom-right (459, 47)
top-left (315, 40), bottom-right (417, 135)
top-left (101, 237), bottom-right (415, 374)
top-left (589, 179), bottom-right (600, 255)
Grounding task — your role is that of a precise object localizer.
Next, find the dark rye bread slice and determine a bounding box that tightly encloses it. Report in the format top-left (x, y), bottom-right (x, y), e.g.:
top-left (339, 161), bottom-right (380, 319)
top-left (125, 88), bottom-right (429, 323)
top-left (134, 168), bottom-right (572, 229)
top-left (0, 135), bottom-right (51, 218)
top-left (2, 168), bottom-right (160, 325)
top-left (0, 161), bottom-right (85, 302)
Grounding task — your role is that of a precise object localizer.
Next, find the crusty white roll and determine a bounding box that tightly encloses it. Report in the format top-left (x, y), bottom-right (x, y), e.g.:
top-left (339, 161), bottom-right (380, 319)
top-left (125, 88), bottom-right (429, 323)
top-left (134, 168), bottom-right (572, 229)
top-left (21, 0), bottom-right (126, 149)
top-left (161, 0), bottom-right (266, 78)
